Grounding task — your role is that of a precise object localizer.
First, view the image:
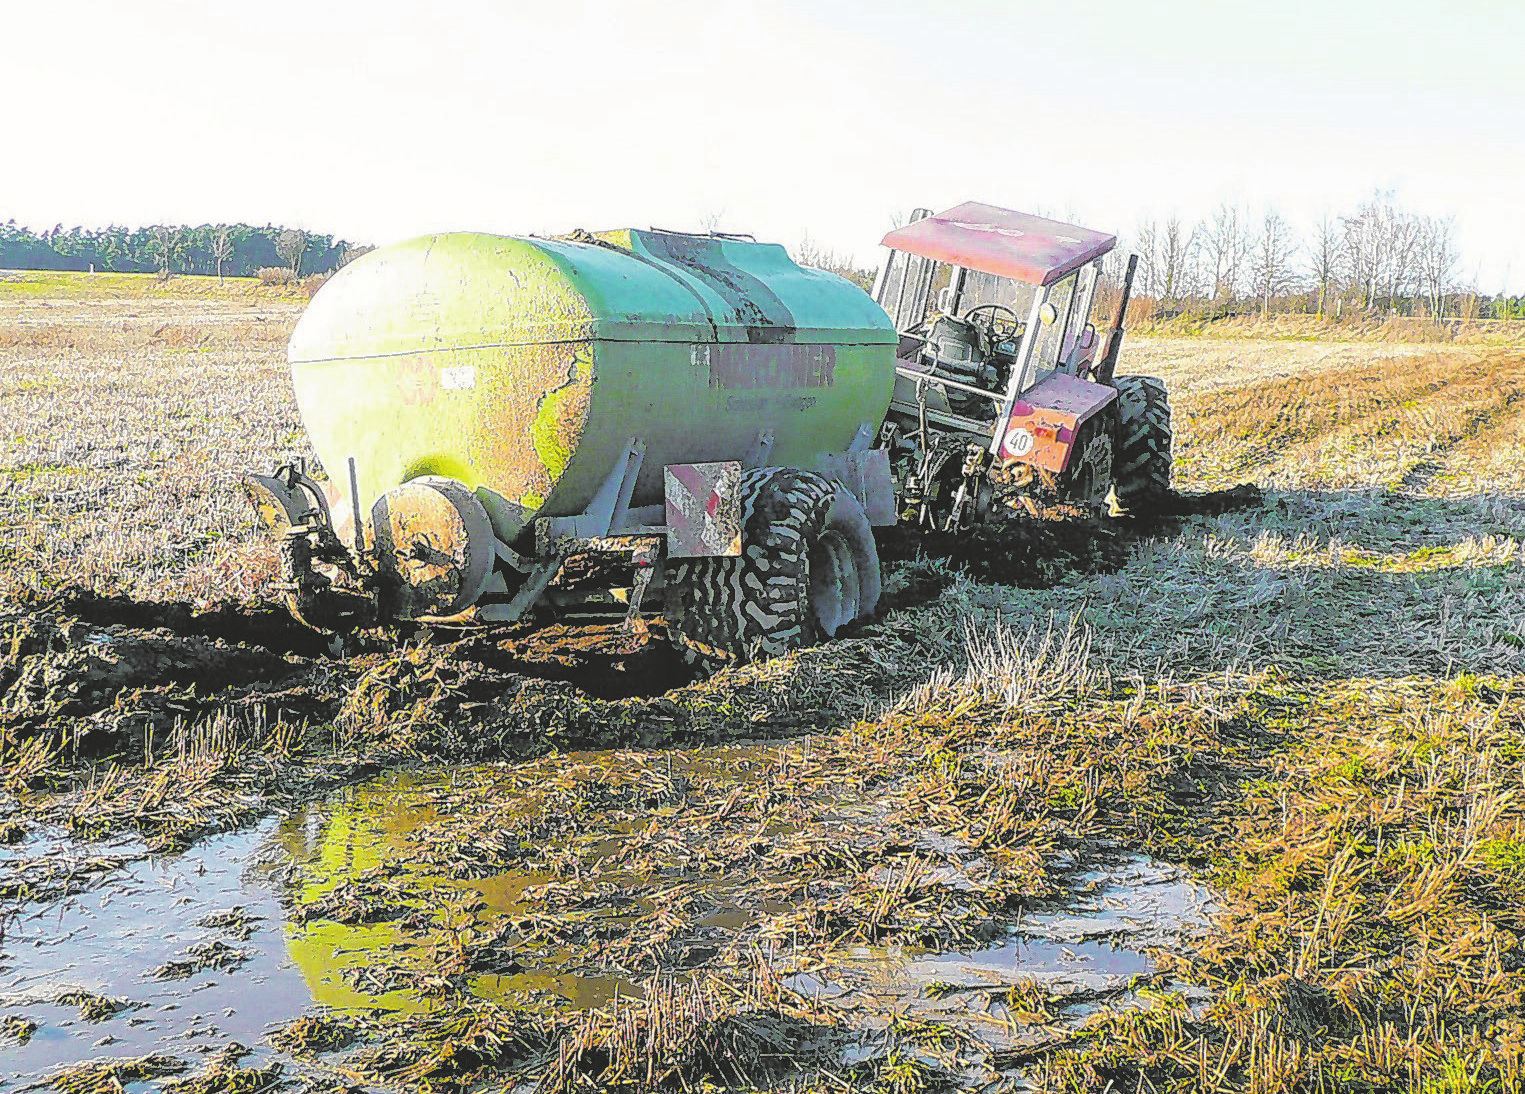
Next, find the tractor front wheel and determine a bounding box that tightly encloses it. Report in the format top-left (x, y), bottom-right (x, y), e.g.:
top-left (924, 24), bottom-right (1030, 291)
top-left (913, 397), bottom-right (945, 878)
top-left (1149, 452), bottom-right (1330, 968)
top-left (1110, 375), bottom-right (1173, 514)
top-left (664, 469), bottom-right (880, 673)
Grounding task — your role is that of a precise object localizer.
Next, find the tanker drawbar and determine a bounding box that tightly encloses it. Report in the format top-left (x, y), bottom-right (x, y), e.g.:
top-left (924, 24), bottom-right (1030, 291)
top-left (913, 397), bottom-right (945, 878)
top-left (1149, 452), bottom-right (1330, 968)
top-left (244, 226), bottom-right (899, 669)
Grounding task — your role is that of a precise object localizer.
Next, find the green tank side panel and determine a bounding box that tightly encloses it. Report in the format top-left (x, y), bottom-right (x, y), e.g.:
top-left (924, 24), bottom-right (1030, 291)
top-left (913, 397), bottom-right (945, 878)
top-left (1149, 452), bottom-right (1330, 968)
top-left (549, 339), bottom-right (896, 512)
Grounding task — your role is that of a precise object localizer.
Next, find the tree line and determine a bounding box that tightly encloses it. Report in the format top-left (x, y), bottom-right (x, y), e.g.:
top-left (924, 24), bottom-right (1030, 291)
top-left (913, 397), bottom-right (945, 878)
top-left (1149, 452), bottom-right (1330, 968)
top-left (0, 221), bottom-right (368, 280)
top-left (1118, 192), bottom-right (1515, 321)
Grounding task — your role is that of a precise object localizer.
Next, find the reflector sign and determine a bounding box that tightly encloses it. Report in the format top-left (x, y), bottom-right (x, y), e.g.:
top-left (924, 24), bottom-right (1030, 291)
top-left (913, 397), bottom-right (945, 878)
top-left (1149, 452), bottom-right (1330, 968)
top-left (664, 461), bottom-right (743, 558)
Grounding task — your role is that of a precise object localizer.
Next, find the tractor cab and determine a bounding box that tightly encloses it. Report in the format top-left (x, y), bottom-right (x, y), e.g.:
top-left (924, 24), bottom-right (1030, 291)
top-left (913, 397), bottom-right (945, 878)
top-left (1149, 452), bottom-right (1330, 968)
top-left (873, 202), bottom-right (1134, 524)
top-left (874, 203), bottom-right (1114, 430)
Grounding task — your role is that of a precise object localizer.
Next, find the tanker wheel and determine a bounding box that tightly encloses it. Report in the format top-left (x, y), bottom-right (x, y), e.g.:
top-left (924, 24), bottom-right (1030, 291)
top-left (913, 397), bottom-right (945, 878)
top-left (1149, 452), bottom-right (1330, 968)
top-left (665, 469), bottom-right (880, 673)
top-left (1110, 374), bottom-right (1173, 515)
top-left (808, 483), bottom-right (882, 639)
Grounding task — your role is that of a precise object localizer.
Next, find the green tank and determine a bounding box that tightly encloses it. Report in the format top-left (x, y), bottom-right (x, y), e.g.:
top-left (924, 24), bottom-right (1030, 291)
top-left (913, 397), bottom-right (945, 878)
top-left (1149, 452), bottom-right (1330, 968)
top-left (288, 229), bottom-right (896, 547)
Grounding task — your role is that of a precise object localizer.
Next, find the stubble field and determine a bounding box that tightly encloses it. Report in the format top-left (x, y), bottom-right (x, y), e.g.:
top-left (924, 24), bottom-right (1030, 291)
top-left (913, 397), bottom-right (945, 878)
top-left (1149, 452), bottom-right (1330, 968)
top-left (4, 271), bottom-right (1525, 1093)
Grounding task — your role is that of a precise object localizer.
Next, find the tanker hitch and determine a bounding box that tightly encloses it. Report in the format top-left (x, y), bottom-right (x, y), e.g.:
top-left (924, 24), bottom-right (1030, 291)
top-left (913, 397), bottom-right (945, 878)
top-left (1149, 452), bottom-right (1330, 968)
top-left (240, 464), bottom-right (379, 635)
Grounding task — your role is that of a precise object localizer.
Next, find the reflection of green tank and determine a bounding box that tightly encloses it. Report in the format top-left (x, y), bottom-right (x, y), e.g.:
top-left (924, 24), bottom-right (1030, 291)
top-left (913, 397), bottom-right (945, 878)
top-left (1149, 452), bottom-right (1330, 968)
top-left (277, 788), bottom-right (420, 1013)
top-left (278, 775), bottom-right (634, 1015)
top-left (245, 226), bottom-right (897, 664)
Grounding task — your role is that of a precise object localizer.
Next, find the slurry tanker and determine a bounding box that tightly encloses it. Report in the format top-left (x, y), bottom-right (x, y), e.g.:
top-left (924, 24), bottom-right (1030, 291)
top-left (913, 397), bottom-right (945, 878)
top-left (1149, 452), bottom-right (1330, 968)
top-left (243, 203), bottom-right (1171, 668)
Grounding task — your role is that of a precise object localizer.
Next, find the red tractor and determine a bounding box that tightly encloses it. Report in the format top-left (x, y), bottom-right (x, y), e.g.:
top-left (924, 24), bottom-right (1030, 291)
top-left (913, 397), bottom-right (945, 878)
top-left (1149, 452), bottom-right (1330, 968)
top-left (872, 202), bottom-right (1171, 528)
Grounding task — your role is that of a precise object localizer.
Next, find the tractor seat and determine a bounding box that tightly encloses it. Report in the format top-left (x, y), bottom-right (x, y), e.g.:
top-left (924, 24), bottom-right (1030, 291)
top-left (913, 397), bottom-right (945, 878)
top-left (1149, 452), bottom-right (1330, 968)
top-left (922, 315), bottom-right (986, 383)
top-left (920, 314), bottom-right (1001, 420)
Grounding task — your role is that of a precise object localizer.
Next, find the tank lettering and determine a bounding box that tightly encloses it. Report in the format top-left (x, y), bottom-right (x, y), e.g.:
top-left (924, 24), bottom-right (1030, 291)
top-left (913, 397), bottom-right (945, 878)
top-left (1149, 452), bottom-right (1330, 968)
top-left (699, 344), bottom-right (836, 389)
top-left (723, 394), bottom-right (819, 413)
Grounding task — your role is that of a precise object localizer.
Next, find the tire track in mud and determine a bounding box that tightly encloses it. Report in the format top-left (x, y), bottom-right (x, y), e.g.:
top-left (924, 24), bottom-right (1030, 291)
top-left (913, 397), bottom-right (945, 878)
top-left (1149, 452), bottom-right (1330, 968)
top-left (0, 486), bottom-right (1262, 848)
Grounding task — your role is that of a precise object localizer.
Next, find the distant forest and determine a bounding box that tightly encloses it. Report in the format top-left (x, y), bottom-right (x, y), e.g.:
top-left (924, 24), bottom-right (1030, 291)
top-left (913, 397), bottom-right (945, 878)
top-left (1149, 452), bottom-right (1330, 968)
top-left (0, 221), bottom-right (366, 279)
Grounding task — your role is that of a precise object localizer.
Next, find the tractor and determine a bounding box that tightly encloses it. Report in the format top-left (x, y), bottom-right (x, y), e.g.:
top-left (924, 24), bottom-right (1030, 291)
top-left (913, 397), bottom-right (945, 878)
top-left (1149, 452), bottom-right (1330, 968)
top-left (872, 202), bottom-right (1171, 530)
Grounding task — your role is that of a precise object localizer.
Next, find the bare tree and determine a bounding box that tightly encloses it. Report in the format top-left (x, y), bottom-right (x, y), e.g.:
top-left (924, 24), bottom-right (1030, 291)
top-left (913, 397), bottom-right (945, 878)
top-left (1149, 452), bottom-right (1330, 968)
top-left (1159, 217), bottom-right (1192, 308)
top-left (1252, 210), bottom-right (1299, 318)
top-left (1342, 191), bottom-right (1422, 313)
top-left (275, 228), bottom-right (309, 279)
top-left (1309, 213), bottom-right (1341, 318)
top-left (1133, 218), bottom-right (1160, 298)
top-left (1417, 215), bottom-right (1458, 320)
top-left (1201, 203), bottom-right (1251, 303)
top-left (210, 226), bottom-right (233, 282)
top-left (793, 235), bottom-right (874, 290)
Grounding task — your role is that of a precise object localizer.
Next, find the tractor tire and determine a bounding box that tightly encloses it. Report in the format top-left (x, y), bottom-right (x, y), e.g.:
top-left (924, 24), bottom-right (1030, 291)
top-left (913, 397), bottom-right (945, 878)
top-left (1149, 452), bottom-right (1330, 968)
top-left (664, 468), bottom-right (880, 673)
top-left (1111, 374), bottom-right (1173, 514)
top-left (1057, 418), bottom-right (1115, 508)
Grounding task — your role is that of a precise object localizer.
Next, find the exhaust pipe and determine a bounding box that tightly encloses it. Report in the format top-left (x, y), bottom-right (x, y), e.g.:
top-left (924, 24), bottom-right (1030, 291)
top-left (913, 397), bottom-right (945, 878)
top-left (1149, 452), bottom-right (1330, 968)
top-left (1095, 252), bottom-right (1139, 386)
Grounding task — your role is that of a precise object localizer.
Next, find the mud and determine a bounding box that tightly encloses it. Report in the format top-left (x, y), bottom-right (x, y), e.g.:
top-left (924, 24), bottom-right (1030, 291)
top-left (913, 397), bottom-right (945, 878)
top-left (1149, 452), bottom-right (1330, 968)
top-left (3, 485), bottom-right (1263, 764)
top-left (876, 483), bottom-right (1262, 593)
top-left (1, 757), bottom-right (1215, 1089)
top-left (0, 495), bottom-right (1261, 1085)
top-left (446, 621), bottom-right (694, 699)
top-left (17, 588), bottom-right (334, 659)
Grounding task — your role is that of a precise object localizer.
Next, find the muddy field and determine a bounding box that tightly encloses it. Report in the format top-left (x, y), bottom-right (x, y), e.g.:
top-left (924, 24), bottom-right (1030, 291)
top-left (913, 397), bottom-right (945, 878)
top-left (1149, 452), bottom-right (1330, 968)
top-left (5, 277), bottom-right (1525, 1092)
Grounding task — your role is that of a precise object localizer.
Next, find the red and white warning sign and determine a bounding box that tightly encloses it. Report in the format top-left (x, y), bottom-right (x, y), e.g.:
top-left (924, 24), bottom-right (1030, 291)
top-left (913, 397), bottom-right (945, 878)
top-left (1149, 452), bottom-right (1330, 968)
top-left (664, 461), bottom-right (743, 558)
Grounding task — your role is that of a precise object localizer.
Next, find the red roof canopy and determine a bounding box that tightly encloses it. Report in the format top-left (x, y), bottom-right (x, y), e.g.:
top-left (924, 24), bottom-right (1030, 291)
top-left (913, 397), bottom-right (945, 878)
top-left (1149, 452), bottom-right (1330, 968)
top-left (880, 202), bottom-right (1116, 286)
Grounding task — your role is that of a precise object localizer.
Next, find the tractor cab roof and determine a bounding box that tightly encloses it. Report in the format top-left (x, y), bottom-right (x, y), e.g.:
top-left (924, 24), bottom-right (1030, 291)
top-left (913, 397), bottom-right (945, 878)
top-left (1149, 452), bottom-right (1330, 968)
top-left (880, 202), bottom-right (1115, 287)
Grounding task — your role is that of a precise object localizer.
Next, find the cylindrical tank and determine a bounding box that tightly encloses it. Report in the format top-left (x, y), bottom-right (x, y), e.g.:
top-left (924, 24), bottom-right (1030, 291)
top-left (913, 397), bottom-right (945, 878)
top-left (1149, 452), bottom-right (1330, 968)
top-left (288, 229), bottom-right (897, 547)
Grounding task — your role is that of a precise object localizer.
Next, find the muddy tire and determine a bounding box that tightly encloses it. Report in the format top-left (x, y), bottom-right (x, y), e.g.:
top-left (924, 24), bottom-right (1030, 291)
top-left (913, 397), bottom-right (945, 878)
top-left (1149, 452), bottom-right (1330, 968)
top-left (1111, 375), bottom-right (1173, 513)
top-left (665, 469), bottom-right (879, 672)
top-left (809, 483), bottom-right (882, 639)
top-left (1058, 419), bottom-right (1115, 507)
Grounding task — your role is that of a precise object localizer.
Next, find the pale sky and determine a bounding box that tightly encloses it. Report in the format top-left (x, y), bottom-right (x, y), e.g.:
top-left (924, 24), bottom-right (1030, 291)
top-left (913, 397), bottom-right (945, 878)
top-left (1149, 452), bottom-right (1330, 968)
top-left (6, 0), bottom-right (1522, 290)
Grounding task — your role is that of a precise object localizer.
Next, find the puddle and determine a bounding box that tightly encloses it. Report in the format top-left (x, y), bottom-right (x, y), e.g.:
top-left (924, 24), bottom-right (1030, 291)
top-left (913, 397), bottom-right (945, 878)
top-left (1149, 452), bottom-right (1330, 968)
top-left (786, 854), bottom-right (1214, 1049)
top-left (0, 821), bottom-right (306, 1086)
top-left (2, 749), bottom-right (1218, 1086)
top-left (273, 748), bottom-right (791, 1015)
top-left (0, 744), bottom-right (795, 1087)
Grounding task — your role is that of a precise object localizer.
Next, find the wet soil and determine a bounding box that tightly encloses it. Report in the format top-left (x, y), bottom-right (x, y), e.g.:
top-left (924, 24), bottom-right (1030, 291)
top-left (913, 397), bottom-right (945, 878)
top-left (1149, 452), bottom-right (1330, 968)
top-left (0, 491), bottom-right (1260, 1085)
top-left (876, 483), bottom-right (1262, 592)
top-left (0, 483), bottom-right (1265, 793)
top-left (0, 758), bottom-right (1215, 1089)
top-left (447, 621), bottom-right (695, 700)
top-left (3, 485), bottom-right (1263, 762)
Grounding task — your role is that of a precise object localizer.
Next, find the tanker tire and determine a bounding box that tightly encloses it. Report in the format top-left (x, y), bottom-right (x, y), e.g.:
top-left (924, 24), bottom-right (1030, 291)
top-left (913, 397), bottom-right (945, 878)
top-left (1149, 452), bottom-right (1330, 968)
top-left (665, 469), bottom-right (877, 674)
top-left (808, 484), bottom-right (881, 639)
top-left (1110, 374), bottom-right (1173, 515)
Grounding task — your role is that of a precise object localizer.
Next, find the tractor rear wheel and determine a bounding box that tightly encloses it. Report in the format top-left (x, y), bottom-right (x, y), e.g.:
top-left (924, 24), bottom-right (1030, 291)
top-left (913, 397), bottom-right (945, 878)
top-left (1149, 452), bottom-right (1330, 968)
top-left (1111, 375), bottom-right (1173, 513)
top-left (665, 469), bottom-right (879, 673)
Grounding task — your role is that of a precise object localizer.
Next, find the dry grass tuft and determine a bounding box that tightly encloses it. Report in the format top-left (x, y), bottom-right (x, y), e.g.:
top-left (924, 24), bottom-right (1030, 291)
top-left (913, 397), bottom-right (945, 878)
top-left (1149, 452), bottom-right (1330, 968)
top-left (543, 973), bottom-right (834, 1092)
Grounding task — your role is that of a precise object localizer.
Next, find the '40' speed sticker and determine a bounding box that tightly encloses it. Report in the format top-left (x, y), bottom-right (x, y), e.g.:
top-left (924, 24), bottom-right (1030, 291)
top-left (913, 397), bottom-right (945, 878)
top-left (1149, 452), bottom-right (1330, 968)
top-left (1003, 426), bottom-right (1036, 457)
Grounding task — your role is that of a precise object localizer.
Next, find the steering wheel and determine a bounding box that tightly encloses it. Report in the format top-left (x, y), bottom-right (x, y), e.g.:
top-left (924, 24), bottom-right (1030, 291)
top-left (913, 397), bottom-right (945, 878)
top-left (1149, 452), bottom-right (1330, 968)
top-left (961, 303), bottom-right (1022, 342)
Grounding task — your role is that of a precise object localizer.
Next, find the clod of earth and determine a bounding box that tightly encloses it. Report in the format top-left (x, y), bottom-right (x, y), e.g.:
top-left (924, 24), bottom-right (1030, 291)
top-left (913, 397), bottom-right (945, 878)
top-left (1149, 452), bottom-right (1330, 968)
top-left (152, 939), bottom-right (252, 981)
